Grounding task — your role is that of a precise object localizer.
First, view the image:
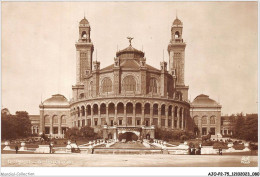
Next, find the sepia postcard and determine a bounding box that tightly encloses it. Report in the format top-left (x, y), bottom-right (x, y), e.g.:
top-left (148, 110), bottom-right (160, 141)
top-left (1, 1), bottom-right (259, 176)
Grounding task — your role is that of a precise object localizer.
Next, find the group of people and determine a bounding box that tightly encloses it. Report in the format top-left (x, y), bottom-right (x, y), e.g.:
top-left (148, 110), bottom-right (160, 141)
top-left (188, 146), bottom-right (201, 155)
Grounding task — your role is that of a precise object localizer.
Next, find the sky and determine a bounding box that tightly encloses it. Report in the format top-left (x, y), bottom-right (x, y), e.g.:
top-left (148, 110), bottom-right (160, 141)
top-left (2, 2), bottom-right (258, 115)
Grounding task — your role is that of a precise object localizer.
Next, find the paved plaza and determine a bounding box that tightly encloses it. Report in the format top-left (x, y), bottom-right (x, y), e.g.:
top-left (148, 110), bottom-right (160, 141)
top-left (1, 154), bottom-right (258, 167)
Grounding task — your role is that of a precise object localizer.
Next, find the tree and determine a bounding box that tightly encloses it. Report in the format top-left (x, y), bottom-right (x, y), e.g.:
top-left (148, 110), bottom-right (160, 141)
top-left (1, 110), bottom-right (32, 140)
top-left (80, 126), bottom-right (96, 139)
top-left (15, 111), bottom-right (32, 138)
top-left (234, 113), bottom-right (245, 139)
top-left (244, 114), bottom-right (258, 142)
top-left (65, 127), bottom-right (80, 141)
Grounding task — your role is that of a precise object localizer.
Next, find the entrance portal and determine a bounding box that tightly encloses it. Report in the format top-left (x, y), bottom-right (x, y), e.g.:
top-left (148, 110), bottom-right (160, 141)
top-left (118, 132), bottom-right (138, 142)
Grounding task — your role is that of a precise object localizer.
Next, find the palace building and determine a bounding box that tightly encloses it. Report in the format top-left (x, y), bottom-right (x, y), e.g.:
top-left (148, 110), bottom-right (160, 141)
top-left (38, 16), bottom-right (193, 140)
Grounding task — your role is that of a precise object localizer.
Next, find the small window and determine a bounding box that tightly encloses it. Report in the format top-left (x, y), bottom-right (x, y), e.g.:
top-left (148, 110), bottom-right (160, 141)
top-left (110, 120), bottom-right (113, 126)
top-left (119, 120), bottom-right (122, 125)
top-left (45, 127), bottom-right (50, 134)
top-left (53, 127), bottom-right (58, 134)
top-left (95, 120), bottom-right (98, 126)
top-left (137, 120), bottom-right (140, 125)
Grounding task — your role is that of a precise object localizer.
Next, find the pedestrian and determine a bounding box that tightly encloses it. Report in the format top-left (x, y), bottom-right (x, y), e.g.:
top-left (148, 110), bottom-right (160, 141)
top-left (49, 143), bottom-right (52, 154)
top-left (220, 147), bottom-right (222, 155)
top-left (15, 144), bottom-right (18, 154)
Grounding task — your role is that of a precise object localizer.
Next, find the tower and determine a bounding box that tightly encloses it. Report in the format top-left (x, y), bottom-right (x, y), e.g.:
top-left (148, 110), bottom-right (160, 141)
top-left (75, 17), bottom-right (94, 83)
top-left (168, 17), bottom-right (189, 101)
top-left (168, 17), bottom-right (186, 86)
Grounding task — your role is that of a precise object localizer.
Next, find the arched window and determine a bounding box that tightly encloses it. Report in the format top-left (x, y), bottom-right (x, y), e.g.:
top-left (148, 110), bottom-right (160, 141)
top-left (61, 116), bottom-right (66, 124)
top-left (144, 103), bottom-right (150, 114)
top-left (123, 75), bottom-right (136, 92)
top-left (202, 116), bottom-right (207, 124)
top-left (79, 93), bottom-right (84, 99)
top-left (77, 107), bottom-right (80, 117)
top-left (102, 78), bottom-right (112, 93)
top-left (149, 78), bottom-right (157, 93)
top-left (53, 116), bottom-right (58, 124)
top-left (210, 116), bottom-right (216, 124)
top-left (81, 106), bottom-right (85, 116)
top-left (193, 116), bottom-right (199, 125)
top-left (161, 104), bottom-right (165, 116)
top-left (175, 31), bottom-right (180, 39)
top-left (82, 31), bottom-right (87, 38)
top-left (44, 115), bottom-right (50, 124)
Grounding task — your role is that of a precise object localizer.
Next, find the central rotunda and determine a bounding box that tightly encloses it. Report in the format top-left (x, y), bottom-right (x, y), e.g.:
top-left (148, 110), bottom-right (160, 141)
top-left (39, 16), bottom-right (191, 140)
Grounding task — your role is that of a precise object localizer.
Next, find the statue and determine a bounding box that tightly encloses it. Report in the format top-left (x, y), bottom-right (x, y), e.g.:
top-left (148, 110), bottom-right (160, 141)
top-left (127, 36), bottom-right (134, 46)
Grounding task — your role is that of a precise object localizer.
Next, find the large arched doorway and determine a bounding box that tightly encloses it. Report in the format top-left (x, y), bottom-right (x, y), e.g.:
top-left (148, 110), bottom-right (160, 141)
top-left (118, 132), bottom-right (138, 142)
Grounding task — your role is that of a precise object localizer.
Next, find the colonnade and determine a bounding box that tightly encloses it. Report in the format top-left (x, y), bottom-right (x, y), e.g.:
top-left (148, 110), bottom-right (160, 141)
top-left (71, 102), bottom-right (189, 130)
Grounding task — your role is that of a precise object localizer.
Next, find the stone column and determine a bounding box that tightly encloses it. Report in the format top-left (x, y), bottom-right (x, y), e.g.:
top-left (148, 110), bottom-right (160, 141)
top-left (40, 109), bottom-right (44, 134)
top-left (115, 106), bottom-right (118, 125)
top-left (133, 104), bottom-right (136, 126)
top-left (91, 107), bottom-right (94, 126)
top-left (124, 105), bottom-right (127, 126)
top-left (106, 106), bottom-right (109, 125)
top-left (165, 107), bottom-right (169, 128)
top-left (85, 107), bottom-right (88, 126)
top-left (58, 116), bottom-right (61, 136)
top-left (50, 116), bottom-right (53, 134)
top-left (141, 106), bottom-right (144, 126)
top-left (172, 108), bottom-right (174, 129)
top-left (198, 117), bottom-right (202, 136)
top-left (150, 105), bottom-right (153, 126)
top-left (181, 109), bottom-right (184, 130)
top-left (98, 107), bottom-right (101, 126)
top-left (177, 109), bottom-right (180, 129)
top-left (31, 126), bottom-right (34, 134)
top-left (158, 108), bottom-right (161, 127)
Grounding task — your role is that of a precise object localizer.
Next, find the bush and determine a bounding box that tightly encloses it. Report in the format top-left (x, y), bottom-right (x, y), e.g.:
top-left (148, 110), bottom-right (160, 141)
top-left (131, 134), bottom-right (138, 141)
top-left (202, 141), bottom-right (214, 146)
top-left (118, 133), bottom-right (126, 141)
top-left (154, 128), bottom-right (195, 141)
top-left (233, 144), bottom-right (245, 150)
top-left (213, 142), bottom-right (228, 149)
top-left (249, 143), bottom-right (258, 150)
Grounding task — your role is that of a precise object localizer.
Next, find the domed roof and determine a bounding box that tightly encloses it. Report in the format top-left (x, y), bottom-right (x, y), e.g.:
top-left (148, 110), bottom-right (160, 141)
top-left (191, 94), bottom-right (220, 107)
top-left (43, 94), bottom-right (69, 106)
top-left (79, 17), bottom-right (89, 25)
top-left (116, 45), bottom-right (144, 58)
top-left (173, 18), bottom-right (183, 26)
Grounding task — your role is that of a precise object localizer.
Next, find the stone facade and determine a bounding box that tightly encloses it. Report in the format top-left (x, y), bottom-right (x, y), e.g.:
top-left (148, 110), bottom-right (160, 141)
top-left (38, 17), bottom-right (192, 139)
top-left (190, 94), bottom-right (222, 138)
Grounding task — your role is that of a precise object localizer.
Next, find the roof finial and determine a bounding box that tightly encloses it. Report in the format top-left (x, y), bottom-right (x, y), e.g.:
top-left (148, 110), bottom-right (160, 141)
top-left (96, 49), bottom-right (97, 62)
top-left (127, 36), bottom-right (134, 46)
top-left (163, 49), bottom-right (164, 62)
top-left (84, 11), bottom-right (86, 19)
top-left (176, 10), bottom-right (178, 19)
